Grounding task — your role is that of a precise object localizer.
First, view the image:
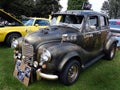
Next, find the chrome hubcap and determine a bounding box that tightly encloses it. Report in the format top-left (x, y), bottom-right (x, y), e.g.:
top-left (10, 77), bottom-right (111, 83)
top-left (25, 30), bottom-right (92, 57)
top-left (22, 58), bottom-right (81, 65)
top-left (67, 64), bottom-right (79, 82)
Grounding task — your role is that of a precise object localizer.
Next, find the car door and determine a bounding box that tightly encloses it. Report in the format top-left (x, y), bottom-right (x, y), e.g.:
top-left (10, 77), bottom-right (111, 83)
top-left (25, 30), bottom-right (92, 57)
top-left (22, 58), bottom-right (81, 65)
top-left (80, 15), bottom-right (102, 63)
top-left (99, 15), bottom-right (109, 48)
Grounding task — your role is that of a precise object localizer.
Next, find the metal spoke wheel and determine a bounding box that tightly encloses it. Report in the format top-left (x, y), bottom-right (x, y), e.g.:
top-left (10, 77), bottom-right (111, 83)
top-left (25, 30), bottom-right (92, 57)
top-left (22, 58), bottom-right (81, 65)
top-left (60, 60), bottom-right (81, 85)
top-left (67, 64), bottom-right (79, 83)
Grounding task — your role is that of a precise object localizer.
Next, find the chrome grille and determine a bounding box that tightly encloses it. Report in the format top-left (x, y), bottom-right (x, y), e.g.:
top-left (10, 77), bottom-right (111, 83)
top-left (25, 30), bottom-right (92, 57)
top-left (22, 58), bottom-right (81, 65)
top-left (22, 43), bottom-right (34, 65)
top-left (22, 43), bottom-right (34, 57)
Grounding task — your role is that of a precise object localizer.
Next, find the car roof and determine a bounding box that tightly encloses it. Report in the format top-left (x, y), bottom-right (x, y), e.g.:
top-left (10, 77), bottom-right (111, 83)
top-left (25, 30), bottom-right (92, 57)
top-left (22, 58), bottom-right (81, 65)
top-left (109, 19), bottom-right (120, 21)
top-left (30, 17), bottom-right (47, 19)
top-left (52, 10), bottom-right (108, 17)
top-left (26, 17), bottom-right (49, 22)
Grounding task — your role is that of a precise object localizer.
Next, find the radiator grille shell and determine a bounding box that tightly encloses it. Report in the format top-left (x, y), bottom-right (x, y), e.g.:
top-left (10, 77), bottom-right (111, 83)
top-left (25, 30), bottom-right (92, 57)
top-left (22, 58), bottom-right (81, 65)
top-left (22, 43), bottom-right (34, 65)
top-left (22, 43), bottom-right (34, 57)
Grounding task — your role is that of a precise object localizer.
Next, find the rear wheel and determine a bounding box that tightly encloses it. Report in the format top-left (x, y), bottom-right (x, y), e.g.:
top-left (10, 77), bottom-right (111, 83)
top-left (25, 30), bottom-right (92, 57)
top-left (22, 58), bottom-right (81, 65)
top-left (5, 33), bottom-right (21, 46)
top-left (60, 60), bottom-right (81, 85)
top-left (105, 43), bottom-right (116, 60)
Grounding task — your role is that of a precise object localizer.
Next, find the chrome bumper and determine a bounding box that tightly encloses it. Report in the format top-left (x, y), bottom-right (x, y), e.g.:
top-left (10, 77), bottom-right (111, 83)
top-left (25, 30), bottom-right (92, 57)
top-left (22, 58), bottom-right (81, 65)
top-left (36, 69), bottom-right (58, 80)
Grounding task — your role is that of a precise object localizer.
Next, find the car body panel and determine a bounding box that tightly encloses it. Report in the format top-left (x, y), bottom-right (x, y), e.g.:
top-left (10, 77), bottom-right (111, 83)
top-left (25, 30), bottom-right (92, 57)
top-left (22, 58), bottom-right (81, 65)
top-left (0, 25), bottom-right (47, 42)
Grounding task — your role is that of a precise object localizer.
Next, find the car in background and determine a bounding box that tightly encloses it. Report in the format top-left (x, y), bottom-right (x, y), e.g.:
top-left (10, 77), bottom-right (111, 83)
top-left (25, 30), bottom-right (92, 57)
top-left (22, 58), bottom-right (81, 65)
top-left (0, 9), bottom-right (50, 46)
top-left (109, 19), bottom-right (120, 47)
top-left (22, 17), bottom-right (50, 26)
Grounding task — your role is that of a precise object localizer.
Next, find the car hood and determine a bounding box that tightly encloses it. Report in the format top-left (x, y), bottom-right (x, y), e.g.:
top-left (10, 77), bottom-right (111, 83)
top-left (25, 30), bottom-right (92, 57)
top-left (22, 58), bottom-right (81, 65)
top-left (0, 9), bottom-right (23, 25)
top-left (24, 25), bottom-right (79, 46)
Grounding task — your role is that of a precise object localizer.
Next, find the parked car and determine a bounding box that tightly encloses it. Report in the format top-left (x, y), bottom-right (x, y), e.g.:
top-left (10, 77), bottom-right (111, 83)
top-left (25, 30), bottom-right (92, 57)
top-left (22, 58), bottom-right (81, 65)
top-left (109, 19), bottom-right (120, 47)
top-left (12, 10), bottom-right (118, 85)
top-left (0, 9), bottom-right (50, 46)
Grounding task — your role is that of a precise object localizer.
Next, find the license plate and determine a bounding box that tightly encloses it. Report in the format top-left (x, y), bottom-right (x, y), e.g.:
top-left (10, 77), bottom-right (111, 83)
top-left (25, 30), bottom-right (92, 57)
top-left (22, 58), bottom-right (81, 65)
top-left (13, 60), bottom-right (31, 86)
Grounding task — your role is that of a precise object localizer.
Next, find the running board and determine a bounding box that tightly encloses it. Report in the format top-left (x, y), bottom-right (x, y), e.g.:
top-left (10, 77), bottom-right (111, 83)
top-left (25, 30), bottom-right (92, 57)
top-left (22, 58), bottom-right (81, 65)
top-left (82, 54), bottom-right (104, 69)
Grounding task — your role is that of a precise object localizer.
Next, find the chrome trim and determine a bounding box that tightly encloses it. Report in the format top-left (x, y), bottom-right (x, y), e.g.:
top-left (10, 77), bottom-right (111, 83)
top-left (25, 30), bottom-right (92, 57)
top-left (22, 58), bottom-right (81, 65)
top-left (37, 69), bottom-right (58, 80)
top-left (22, 43), bottom-right (34, 57)
top-left (22, 43), bottom-right (34, 65)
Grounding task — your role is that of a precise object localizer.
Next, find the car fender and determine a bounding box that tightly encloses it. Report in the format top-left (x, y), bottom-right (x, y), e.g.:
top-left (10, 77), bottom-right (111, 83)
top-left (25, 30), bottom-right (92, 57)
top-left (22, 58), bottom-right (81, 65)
top-left (105, 36), bottom-right (118, 51)
top-left (58, 51), bottom-right (81, 72)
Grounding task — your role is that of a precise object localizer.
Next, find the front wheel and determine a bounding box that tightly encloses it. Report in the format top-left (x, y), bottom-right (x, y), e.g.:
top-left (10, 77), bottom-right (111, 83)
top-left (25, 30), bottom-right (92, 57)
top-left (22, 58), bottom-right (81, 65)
top-left (60, 60), bottom-right (81, 85)
top-left (5, 33), bottom-right (21, 46)
top-left (104, 43), bottom-right (116, 60)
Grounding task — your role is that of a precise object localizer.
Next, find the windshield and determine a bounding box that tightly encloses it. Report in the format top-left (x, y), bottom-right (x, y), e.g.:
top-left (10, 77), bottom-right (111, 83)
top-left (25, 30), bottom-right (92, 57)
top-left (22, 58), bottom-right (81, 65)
top-left (51, 14), bottom-right (84, 29)
top-left (24, 19), bottom-right (34, 26)
top-left (24, 19), bottom-right (50, 26)
top-left (22, 19), bottom-right (29, 24)
top-left (34, 20), bottom-right (50, 26)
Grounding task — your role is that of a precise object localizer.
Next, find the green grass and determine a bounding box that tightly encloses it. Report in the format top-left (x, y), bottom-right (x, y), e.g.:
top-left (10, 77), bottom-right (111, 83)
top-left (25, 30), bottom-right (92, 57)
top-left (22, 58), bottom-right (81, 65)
top-left (0, 44), bottom-right (120, 90)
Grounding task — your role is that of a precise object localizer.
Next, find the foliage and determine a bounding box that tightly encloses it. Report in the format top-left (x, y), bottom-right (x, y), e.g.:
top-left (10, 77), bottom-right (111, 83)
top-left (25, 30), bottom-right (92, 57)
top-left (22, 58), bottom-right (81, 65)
top-left (101, 0), bottom-right (120, 18)
top-left (32, 0), bottom-right (62, 17)
top-left (101, 1), bottom-right (109, 16)
top-left (6, 0), bottom-right (33, 17)
top-left (0, 0), bottom-right (13, 9)
top-left (1, 44), bottom-right (120, 90)
top-left (67, 0), bottom-right (88, 10)
top-left (109, 0), bottom-right (120, 18)
top-left (0, 0), bottom-right (61, 18)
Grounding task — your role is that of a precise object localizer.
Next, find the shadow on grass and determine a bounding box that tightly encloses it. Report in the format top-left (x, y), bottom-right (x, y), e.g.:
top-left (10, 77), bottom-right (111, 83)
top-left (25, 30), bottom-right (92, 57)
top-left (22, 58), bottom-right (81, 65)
top-left (0, 42), bottom-right (9, 48)
top-left (27, 79), bottom-right (69, 90)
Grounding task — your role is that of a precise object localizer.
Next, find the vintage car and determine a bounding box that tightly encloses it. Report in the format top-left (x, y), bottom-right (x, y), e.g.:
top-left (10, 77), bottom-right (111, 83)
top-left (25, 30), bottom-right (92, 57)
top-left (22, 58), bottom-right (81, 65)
top-left (12, 10), bottom-right (118, 85)
top-left (0, 9), bottom-right (50, 46)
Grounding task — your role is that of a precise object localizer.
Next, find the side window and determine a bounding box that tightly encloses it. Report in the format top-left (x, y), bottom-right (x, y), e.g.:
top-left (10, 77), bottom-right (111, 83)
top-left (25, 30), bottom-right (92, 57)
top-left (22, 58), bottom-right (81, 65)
top-left (86, 16), bottom-right (99, 32)
top-left (100, 16), bottom-right (106, 27)
top-left (35, 20), bottom-right (49, 26)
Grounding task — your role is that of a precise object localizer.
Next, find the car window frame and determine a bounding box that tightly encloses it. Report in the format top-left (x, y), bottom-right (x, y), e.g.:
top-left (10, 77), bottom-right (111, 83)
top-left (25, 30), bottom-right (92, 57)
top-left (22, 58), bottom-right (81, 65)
top-left (85, 15), bottom-right (99, 32)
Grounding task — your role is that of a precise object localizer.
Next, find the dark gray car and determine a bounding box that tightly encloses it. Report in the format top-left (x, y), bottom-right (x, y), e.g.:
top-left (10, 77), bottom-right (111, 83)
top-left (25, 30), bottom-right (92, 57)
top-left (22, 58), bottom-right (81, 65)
top-left (12, 10), bottom-right (118, 85)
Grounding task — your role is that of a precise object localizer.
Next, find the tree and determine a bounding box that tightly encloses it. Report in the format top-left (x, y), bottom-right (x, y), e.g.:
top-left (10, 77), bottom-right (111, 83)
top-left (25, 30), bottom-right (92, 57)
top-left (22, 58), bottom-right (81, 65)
top-left (0, 0), bottom-right (14, 9)
top-left (7, 0), bottom-right (34, 17)
top-left (0, 0), bottom-right (61, 18)
top-left (67, 0), bottom-right (88, 10)
top-left (101, 0), bottom-right (120, 18)
top-left (109, 0), bottom-right (120, 18)
top-left (101, 1), bottom-right (109, 16)
top-left (32, 0), bottom-right (62, 17)
top-left (0, 0), bottom-right (34, 17)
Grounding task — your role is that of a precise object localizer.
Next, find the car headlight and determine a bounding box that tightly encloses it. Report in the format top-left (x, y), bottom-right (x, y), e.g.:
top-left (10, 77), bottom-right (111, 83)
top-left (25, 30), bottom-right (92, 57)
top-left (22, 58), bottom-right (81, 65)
top-left (11, 40), bottom-right (18, 48)
top-left (39, 49), bottom-right (51, 65)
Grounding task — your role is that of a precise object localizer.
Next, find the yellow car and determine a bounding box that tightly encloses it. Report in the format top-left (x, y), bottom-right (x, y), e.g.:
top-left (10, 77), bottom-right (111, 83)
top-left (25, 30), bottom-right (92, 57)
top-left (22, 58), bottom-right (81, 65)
top-left (0, 9), bottom-right (50, 46)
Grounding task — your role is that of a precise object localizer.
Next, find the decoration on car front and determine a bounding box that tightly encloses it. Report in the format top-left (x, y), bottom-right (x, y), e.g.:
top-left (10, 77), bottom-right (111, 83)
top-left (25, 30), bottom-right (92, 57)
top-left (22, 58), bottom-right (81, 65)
top-left (62, 34), bottom-right (77, 42)
top-left (13, 60), bottom-right (31, 86)
top-left (82, 2), bottom-right (92, 10)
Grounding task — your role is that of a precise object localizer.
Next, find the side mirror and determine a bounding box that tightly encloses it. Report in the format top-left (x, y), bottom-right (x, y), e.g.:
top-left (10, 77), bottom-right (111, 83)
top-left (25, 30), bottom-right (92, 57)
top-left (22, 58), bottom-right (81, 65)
top-left (35, 24), bottom-right (39, 27)
top-left (89, 25), bottom-right (96, 30)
